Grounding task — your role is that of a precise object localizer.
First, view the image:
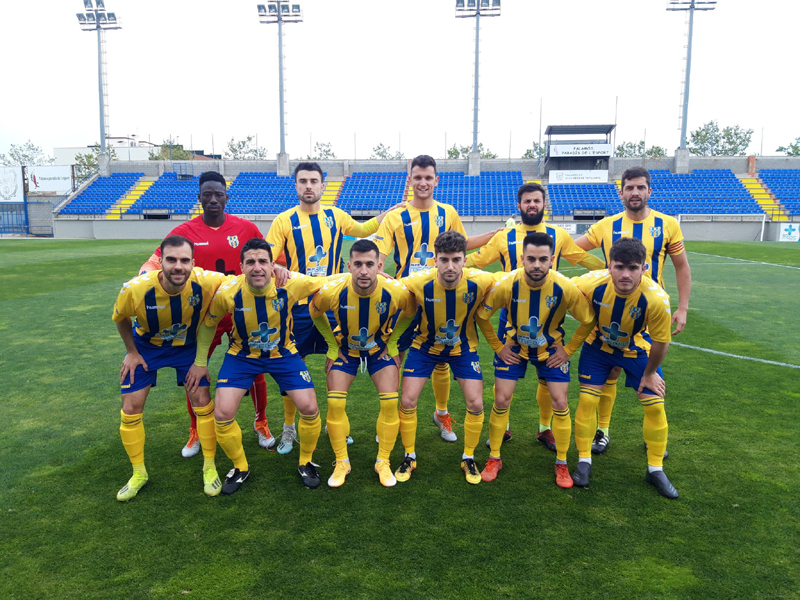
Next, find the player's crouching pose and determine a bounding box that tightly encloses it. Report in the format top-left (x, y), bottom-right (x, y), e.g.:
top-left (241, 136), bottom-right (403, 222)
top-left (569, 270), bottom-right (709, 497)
top-left (389, 231), bottom-right (497, 484)
top-left (309, 239), bottom-right (418, 488)
top-left (185, 238), bottom-right (331, 493)
top-left (112, 235), bottom-right (229, 501)
top-left (475, 232), bottom-right (596, 488)
top-left (571, 237), bottom-right (678, 498)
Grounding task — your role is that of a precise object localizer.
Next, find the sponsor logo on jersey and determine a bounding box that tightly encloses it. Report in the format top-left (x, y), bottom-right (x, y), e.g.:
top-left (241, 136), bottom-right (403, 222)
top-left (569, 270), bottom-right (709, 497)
top-left (518, 316), bottom-right (547, 347)
top-left (293, 225), bottom-right (307, 230)
top-left (425, 297), bottom-right (442, 303)
top-left (146, 304), bottom-right (166, 310)
top-left (250, 322), bottom-right (279, 351)
top-left (599, 321), bottom-right (629, 349)
top-left (435, 319), bottom-right (460, 346)
top-left (272, 298), bottom-right (285, 311)
top-left (160, 323), bottom-right (189, 342)
top-left (227, 235), bottom-right (240, 248)
top-left (592, 299), bottom-right (611, 308)
top-left (217, 378), bottom-right (228, 383)
top-left (629, 306), bottom-right (642, 319)
top-left (546, 295), bottom-right (558, 309)
top-left (375, 301), bottom-right (388, 315)
top-left (512, 298), bottom-right (526, 303)
top-left (195, 242), bottom-right (210, 246)
top-left (342, 304), bottom-right (356, 310)
top-left (579, 373), bottom-right (591, 379)
top-left (234, 307), bottom-right (252, 312)
top-left (348, 327), bottom-right (376, 351)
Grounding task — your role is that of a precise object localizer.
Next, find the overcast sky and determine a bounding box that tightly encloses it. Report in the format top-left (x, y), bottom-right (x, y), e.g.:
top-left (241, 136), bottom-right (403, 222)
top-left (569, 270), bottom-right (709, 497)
top-left (1, 0), bottom-right (797, 162)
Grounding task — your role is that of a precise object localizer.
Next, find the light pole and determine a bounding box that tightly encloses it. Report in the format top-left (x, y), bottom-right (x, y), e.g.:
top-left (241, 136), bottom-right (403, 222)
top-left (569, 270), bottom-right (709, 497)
top-left (456, 0), bottom-right (501, 154)
top-left (76, 0), bottom-right (121, 158)
top-left (258, 2), bottom-right (303, 158)
top-left (668, 0), bottom-right (716, 150)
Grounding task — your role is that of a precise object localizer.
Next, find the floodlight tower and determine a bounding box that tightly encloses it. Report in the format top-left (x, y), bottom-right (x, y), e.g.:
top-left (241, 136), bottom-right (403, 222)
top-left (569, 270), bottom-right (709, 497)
top-left (668, 0), bottom-right (716, 150)
top-left (258, 2), bottom-right (303, 157)
top-left (76, 0), bottom-right (121, 158)
top-left (456, 0), bottom-right (501, 154)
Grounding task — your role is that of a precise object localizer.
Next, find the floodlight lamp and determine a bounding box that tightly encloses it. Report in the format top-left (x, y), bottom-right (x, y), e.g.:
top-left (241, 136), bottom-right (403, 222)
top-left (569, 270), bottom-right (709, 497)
top-left (292, 4), bottom-right (301, 14)
top-left (83, 0), bottom-right (94, 10)
top-left (492, 0), bottom-right (500, 7)
top-left (258, 4), bottom-right (267, 15)
top-left (86, 13), bottom-right (96, 23)
top-left (97, 13), bottom-right (107, 23)
top-left (95, 0), bottom-right (106, 10)
top-left (76, 13), bottom-right (86, 23)
top-left (268, 3), bottom-right (278, 14)
top-left (281, 4), bottom-right (290, 14)
top-left (107, 12), bottom-right (117, 24)
top-left (467, 0), bottom-right (477, 7)
top-left (456, 0), bottom-right (465, 7)
top-left (480, 0), bottom-right (489, 7)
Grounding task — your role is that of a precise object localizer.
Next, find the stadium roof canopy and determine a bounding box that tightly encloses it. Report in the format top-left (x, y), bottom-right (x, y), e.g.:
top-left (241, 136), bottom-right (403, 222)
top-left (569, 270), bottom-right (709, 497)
top-left (544, 125), bottom-right (616, 136)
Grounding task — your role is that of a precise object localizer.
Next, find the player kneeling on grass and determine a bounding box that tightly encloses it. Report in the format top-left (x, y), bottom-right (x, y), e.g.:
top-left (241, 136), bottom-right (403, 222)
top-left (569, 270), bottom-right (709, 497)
top-left (475, 232), bottom-right (596, 488)
top-left (186, 238), bottom-right (331, 493)
top-left (570, 237), bottom-right (678, 499)
top-left (308, 239), bottom-right (418, 488)
top-left (389, 231), bottom-right (497, 485)
top-left (112, 235), bottom-right (229, 501)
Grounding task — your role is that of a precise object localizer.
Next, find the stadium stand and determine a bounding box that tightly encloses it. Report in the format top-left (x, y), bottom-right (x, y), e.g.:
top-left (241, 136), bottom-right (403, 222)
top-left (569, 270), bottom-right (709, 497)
top-left (756, 170), bottom-right (800, 216)
top-left (225, 172), bottom-right (299, 214)
top-left (59, 172), bottom-right (143, 215)
top-left (125, 172), bottom-right (199, 215)
top-left (434, 171), bottom-right (524, 215)
top-left (337, 171), bottom-right (407, 212)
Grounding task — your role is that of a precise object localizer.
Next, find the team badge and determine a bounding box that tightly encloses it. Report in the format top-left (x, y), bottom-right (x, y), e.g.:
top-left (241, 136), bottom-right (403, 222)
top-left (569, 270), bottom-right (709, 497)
top-left (435, 216), bottom-right (445, 227)
top-left (227, 235), bottom-right (240, 248)
top-left (375, 301), bottom-right (388, 315)
top-left (629, 306), bottom-right (642, 319)
top-left (272, 297), bottom-right (285, 311)
top-left (560, 362), bottom-right (570, 374)
top-left (471, 361), bottom-right (482, 374)
top-left (325, 216), bottom-right (335, 228)
top-left (462, 292), bottom-right (475, 304)
top-left (546, 295), bottom-right (558, 308)
top-left (650, 226), bottom-right (662, 238)
top-left (300, 370), bottom-right (311, 382)
top-left (188, 294), bottom-right (201, 307)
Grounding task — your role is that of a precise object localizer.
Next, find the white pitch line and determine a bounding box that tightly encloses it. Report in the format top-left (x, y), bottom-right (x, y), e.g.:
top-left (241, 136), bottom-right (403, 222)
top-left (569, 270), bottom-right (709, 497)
top-left (687, 251), bottom-right (800, 271)
top-left (670, 342), bottom-right (800, 369)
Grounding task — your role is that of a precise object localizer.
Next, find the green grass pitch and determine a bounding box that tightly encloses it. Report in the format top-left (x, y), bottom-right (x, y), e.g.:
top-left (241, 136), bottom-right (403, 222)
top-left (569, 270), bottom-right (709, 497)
top-left (1, 238), bottom-right (799, 599)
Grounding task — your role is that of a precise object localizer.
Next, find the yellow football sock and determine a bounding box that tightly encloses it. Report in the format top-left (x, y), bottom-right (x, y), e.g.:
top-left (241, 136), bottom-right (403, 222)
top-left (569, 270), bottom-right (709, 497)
top-left (488, 403), bottom-right (509, 458)
top-left (215, 418), bottom-right (248, 471)
top-left (552, 407), bottom-right (571, 462)
top-left (119, 410), bottom-right (145, 466)
top-left (641, 397), bottom-right (668, 468)
top-left (298, 410), bottom-right (321, 465)
top-left (597, 378), bottom-right (618, 430)
top-left (463, 408), bottom-right (485, 457)
top-left (575, 386), bottom-right (601, 459)
top-left (193, 401), bottom-right (217, 460)
top-left (283, 393), bottom-right (297, 427)
top-left (377, 392), bottom-right (400, 461)
top-left (326, 391), bottom-right (349, 461)
top-left (536, 380), bottom-right (554, 430)
top-left (399, 405), bottom-right (417, 455)
top-left (432, 364), bottom-right (450, 413)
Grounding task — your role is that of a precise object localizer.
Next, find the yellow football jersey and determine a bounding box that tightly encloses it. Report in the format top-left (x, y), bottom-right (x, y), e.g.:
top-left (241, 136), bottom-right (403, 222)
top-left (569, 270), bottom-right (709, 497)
top-left (309, 274), bottom-right (417, 358)
top-left (584, 209), bottom-right (685, 288)
top-left (400, 267), bottom-right (496, 356)
top-left (478, 268), bottom-right (595, 361)
top-left (266, 206), bottom-right (378, 277)
top-left (375, 201), bottom-right (467, 278)
top-left (572, 270), bottom-right (672, 358)
top-left (468, 222), bottom-right (589, 273)
top-left (112, 268), bottom-right (229, 347)
top-left (205, 273), bottom-right (328, 359)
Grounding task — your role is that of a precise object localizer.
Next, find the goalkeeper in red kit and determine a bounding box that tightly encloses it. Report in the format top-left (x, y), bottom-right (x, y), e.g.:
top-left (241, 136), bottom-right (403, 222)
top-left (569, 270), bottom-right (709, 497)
top-left (139, 171), bottom-right (286, 456)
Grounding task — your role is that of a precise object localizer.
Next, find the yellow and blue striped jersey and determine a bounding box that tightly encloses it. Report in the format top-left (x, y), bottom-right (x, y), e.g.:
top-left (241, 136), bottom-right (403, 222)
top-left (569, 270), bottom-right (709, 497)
top-left (468, 222), bottom-right (589, 273)
top-left (375, 201), bottom-right (467, 278)
top-left (266, 206), bottom-right (378, 278)
top-left (112, 268), bottom-right (229, 347)
top-left (309, 274), bottom-right (417, 358)
top-left (204, 273), bottom-right (329, 359)
top-left (585, 209), bottom-right (685, 288)
top-left (400, 267), bottom-right (496, 356)
top-left (572, 270), bottom-right (672, 358)
top-left (478, 268), bottom-right (595, 361)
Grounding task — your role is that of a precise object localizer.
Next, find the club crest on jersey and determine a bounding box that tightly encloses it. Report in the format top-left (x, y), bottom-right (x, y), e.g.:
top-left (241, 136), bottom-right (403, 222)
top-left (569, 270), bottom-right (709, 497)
top-left (272, 297), bottom-right (285, 311)
top-left (650, 226), bottom-right (662, 238)
top-left (300, 370), bottom-right (311, 382)
top-left (435, 216), bottom-right (445, 227)
top-left (324, 215), bottom-right (335, 228)
top-left (629, 306), bottom-right (642, 319)
top-left (227, 235), bottom-right (240, 248)
top-left (462, 292), bottom-right (475, 305)
top-left (546, 295), bottom-right (558, 308)
top-left (375, 301), bottom-right (388, 315)
top-left (188, 294), bottom-right (201, 307)
top-left (471, 361), bottom-right (481, 374)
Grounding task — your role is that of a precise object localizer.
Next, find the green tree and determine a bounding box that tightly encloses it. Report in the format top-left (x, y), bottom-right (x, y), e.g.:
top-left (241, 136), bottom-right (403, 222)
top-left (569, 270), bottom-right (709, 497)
top-left (615, 140), bottom-right (668, 158)
top-left (224, 135), bottom-right (268, 160)
top-left (306, 142), bottom-right (336, 160)
top-left (74, 143), bottom-right (118, 179)
top-left (776, 137), bottom-right (800, 156)
top-left (688, 120), bottom-right (753, 156)
top-left (522, 142), bottom-right (544, 160)
top-left (148, 138), bottom-right (193, 161)
top-left (370, 143), bottom-right (405, 160)
top-left (445, 143), bottom-right (497, 159)
top-left (0, 140), bottom-right (55, 166)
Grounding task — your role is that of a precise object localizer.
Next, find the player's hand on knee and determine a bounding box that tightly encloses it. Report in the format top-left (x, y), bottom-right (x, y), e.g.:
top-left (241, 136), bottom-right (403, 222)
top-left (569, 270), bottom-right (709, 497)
top-left (185, 365), bottom-right (209, 395)
top-left (120, 352), bottom-right (147, 384)
top-left (638, 373), bottom-right (665, 397)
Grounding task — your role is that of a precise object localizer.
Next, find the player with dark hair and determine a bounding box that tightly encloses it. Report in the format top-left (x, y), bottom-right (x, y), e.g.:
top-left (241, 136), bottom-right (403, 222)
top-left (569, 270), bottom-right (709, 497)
top-left (266, 161), bottom-right (403, 454)
top-left (475, 232), bottom-right (595, 487)
top-left (375, 155), bottom-right (499, 444)
top-left (387, 231), bottom-right (497, 484)
top-left (113, 235), bottom-right (229, 501)
top-left (467, 181), bottom-right (605, 451)
top-left (308, 239), bottom-right (417, 487)
top-left (574, 166), bottom-right (691, 455)
top-left (570, 237), bottom-right (678, 498)
top-left (139, 171), bottom-right (286, 458)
